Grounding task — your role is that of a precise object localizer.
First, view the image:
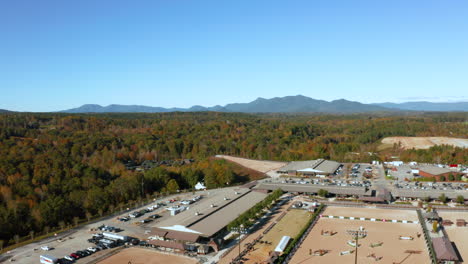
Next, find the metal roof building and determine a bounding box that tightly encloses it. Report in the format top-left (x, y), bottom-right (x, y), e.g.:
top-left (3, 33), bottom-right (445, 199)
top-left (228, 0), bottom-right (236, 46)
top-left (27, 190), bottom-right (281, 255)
top-left (277, 159), bottom-right (342, 175)
top-left (153, 188), bottom-right (267, 239)
top-left (255, 182), bottom-right (367, 196)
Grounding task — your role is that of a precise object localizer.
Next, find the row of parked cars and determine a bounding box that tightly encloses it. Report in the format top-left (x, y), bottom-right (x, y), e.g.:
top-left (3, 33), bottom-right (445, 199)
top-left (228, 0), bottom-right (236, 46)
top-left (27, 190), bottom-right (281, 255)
top-left (275, 178), bottom-right (372, 188)
top-left (395, 181), bottom-right (468, 191)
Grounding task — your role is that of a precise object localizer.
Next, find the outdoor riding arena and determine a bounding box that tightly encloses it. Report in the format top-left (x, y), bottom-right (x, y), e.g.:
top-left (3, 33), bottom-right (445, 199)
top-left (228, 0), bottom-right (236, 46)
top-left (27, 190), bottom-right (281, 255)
top-left (288, 206), bottom-right (430, 264)
top-left (97, 247), bottom-right (197, 264)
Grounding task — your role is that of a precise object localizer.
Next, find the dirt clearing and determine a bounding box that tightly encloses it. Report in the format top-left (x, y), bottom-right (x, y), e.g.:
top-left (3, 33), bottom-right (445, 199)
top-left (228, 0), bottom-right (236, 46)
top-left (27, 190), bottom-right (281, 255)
top-left (216, 155), bottom-right (287, 173)
top-left (97, 247), bottom-right (197, 264)
top-left (381, 137), bottom-right (468, 150)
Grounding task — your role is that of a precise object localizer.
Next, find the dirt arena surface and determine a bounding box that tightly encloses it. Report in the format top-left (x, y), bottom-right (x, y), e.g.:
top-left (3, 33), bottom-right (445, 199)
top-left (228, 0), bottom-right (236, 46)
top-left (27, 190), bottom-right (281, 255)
top-left (381, 136), bottom-right (468, 150)
top-left (97, 247), bottom-right (197, 264)
top-left (216, 155), bottom-right (287, 173)
top-left (289, 217), bottom-right (430, 264)
top-left (323, 206), bottom-right (418, 221)
top-left (242, 209), bottom-right (313, 264)
top-left (438, 211), bottom-right (468, 263)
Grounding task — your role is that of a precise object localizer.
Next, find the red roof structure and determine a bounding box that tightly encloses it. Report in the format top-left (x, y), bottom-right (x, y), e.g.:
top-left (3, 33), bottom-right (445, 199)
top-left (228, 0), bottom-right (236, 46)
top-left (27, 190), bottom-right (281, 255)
top-left (432, 237), bottom-right (459, 262)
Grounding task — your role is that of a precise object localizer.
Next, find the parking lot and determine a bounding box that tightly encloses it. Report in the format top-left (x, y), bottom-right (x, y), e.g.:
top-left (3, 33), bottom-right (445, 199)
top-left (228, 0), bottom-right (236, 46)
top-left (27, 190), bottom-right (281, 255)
top-left (263, 177), bottom-right (372, 189)
top-left (1, 189), bottom-right (223, 264)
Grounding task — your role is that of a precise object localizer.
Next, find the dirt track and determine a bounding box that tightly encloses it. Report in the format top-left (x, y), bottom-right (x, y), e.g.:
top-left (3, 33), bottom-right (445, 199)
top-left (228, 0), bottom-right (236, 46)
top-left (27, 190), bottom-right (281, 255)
top-left (381, 137), bottom-right (468, 150)
top-left (97, 247), bottom-right (197, 264)
top-left (216, 155), bottom-right (287, 173)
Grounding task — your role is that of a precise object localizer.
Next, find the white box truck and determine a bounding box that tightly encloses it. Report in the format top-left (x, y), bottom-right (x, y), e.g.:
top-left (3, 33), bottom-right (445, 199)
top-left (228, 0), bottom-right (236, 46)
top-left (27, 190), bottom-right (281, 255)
top-left (40, 255), bottom-right (58, 264)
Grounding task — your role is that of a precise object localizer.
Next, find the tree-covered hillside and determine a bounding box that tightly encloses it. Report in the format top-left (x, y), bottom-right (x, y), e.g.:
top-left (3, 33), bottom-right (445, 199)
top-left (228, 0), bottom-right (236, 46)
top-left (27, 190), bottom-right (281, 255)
top-left (0, 112), bottom-right (466, 247)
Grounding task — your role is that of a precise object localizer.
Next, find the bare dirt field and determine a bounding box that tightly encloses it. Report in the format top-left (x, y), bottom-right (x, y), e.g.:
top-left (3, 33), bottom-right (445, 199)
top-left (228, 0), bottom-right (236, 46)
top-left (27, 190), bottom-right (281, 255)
top-left (242, 209), bottom-right (313, 264)
top-left (381, 136), bottom-right (468, 150)
top-left (323, 206), bottom-right (419, 221)
top-left (97, 247), bottom-right (197, 264)
top-left (438, 211), bottom-right (468, 263)
top-left (216, 155), bottom-right (287, 173)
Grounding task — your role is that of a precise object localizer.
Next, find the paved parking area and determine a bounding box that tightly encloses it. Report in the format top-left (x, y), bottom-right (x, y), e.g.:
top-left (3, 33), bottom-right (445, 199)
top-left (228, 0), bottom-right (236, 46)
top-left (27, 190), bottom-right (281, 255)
top-left (0, 188), bottom-right (233, 264)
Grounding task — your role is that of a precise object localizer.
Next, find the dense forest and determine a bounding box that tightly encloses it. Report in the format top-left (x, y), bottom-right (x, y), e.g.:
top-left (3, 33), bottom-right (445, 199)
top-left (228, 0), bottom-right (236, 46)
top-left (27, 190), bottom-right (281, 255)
top-left (0, 112), bottom-right (466, 247)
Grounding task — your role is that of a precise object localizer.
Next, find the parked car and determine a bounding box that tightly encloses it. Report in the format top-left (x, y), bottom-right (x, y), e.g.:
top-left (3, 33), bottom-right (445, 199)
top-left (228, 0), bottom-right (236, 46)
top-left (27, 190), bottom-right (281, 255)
top-left (87, 247), bottom-right (98, 252)
top-left (149, 214), bottom-right (160, 219)
top-left (41, 246), bottom-right (52, 251)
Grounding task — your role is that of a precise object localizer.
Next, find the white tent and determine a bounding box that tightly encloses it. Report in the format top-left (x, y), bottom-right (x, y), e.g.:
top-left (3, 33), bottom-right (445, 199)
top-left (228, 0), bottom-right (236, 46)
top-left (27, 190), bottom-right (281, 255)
top-left (297, 168), bottom-right (324, 173)
top-left (195, 182), bottom-right (206, 190)
top-left (274, 236), bottom-right (291, 252)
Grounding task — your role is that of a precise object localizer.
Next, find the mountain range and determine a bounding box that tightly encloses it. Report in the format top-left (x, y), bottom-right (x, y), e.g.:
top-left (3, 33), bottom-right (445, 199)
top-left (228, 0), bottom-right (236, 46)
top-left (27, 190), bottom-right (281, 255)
top-left (61, 96), bottom-right (390, 113)
top-left (60, 95), bottom-right (468, 113)
top-left (2, 95), bottom-right (467, 113)
top-left (371, 101), bottom-right (468, 112)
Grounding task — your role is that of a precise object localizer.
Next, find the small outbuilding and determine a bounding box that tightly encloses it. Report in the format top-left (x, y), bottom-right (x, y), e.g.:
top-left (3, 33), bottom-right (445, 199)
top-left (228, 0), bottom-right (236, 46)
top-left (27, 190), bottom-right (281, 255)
top-left (432, 237), bottom-right (460, 263)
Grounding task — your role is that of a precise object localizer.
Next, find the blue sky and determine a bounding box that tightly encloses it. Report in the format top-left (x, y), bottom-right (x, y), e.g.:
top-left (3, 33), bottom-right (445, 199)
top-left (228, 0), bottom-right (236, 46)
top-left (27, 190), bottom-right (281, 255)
top-left (1, 0), bottom-right (467, 111)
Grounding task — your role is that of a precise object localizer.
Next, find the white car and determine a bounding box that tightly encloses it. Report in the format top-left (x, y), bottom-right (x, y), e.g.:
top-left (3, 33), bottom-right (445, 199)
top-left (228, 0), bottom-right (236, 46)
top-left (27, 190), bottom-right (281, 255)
top-left (64, 255), bottom-right (74, 261)
top-left (87, 247), bottom-right (98, 252)
top-left (41, 246), bottom-right (51, 251)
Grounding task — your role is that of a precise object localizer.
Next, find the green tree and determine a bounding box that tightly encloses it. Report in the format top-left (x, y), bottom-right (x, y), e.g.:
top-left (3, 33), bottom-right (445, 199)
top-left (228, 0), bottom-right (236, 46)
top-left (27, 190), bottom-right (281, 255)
top-left (432, 221), bottom-right (438, 233)
top-left (448, 174), bottom-right (455, 181)
top-left (439, 193), bottom-right (447, 203)
top-left (439, 175), bottom-right (446, 181)
top-left (318, 189), bottom-right (329, 198)
top-left (166, 179), bottom-right (180, 193)
top-left (456, 195), bottom-right (465, 205)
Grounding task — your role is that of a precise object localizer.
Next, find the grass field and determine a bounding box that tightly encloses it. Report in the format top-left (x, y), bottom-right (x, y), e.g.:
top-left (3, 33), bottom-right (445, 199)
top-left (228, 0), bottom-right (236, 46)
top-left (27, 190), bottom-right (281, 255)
top-left (242, 209), bottom-right (313, 264)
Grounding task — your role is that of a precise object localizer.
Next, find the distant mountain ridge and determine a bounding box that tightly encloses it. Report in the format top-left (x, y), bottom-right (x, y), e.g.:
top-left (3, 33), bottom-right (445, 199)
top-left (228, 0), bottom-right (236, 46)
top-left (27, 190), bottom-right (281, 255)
top-left (372, 101), bottom-right (468, 112)
top-left (60, 95), bottom-right (468, 113)
top-left (61, 95), bottom-right (390, 113)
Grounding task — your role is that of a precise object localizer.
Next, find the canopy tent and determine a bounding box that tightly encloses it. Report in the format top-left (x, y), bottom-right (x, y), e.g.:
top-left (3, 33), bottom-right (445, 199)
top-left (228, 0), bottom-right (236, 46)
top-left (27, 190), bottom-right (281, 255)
top-left (297, 168), bottom-right (324, 173)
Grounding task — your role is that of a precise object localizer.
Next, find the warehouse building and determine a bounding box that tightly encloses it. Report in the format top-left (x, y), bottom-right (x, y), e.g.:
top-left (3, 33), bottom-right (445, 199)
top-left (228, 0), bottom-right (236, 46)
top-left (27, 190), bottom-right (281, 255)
top-left (419, 166), bottom-right (462, 181)
top-left (148, 188), bottom-right (268, 253)
top-left (277, 159), bottom-right (342, 176)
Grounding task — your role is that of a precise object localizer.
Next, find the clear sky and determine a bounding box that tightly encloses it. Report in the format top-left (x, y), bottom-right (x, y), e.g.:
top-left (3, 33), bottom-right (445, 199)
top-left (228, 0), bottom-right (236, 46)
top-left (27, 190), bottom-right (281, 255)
top-left (1, 0), bottom-right (467, 112)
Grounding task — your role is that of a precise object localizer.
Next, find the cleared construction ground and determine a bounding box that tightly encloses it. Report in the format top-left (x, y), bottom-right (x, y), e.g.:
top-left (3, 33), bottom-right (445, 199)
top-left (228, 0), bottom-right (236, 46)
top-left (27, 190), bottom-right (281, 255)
top-left (381, 136), bottom-right (468, 150)
top-left (215, 155), bottom-right (287, 173)
top-left (289, 207), bottom-right (430, 264)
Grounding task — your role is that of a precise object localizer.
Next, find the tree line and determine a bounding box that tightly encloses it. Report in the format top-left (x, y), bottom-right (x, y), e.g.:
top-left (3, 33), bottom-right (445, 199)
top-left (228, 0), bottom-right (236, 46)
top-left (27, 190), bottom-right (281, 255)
top-left (0, 112), bottom-right (466, 246)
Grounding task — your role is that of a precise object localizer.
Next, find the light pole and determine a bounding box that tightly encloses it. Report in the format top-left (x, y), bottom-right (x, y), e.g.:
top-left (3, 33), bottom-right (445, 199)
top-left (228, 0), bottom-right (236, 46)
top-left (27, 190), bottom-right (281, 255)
top-left (231, 225), bottom-right (247, 261)
top-left (346, 227), bottom-right (367, 264)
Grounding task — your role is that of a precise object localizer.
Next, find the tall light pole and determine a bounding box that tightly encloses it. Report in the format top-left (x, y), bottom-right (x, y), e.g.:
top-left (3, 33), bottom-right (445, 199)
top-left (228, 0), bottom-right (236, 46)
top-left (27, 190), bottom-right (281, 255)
top-left (231, 224), bottom-right (247, 262)
top-left (346, 228), bottom-right (367, 264)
